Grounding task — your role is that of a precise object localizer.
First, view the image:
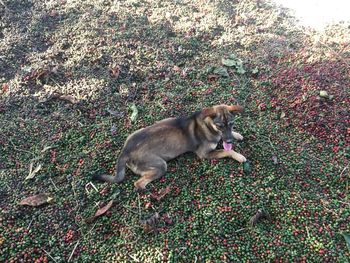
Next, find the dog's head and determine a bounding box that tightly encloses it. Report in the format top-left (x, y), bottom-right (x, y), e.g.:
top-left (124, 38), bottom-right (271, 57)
top-left (201, 104), bottom-right (243, 150)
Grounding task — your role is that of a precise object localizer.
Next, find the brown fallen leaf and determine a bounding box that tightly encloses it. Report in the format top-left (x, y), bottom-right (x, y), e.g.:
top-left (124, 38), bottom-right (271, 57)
top-left (19, 193), bottom-right (54, 206)
top-left (51, 93), bottom-right (78, 104)
top-left (150, 186), bottom-right (171, 202)
top-left (249, 209), bottom-right (271, 226)
top-left (86, 199), bottom-right (113, 223)
top-left (207, 74), bottom-right (219, 81)
top-left (110, 66), bottom-right (120, 78)
top-left (162, 213), bottom-right (173, 225)
top-left (140, 212), bottom-right (160, 233)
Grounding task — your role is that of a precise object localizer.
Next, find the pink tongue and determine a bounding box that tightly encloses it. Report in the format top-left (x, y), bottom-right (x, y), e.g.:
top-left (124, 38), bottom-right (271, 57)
top-left (223, 141), bottom-right (232, 151)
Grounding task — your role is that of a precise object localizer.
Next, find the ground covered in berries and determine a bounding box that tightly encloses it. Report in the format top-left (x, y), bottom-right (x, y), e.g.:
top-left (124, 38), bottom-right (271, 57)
top-left (0, 0), bottom-right (349, 262)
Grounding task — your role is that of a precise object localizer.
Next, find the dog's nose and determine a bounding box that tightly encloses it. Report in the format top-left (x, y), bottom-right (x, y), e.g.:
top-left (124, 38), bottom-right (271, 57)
top-left (225, 139), bottom-right (233, 143)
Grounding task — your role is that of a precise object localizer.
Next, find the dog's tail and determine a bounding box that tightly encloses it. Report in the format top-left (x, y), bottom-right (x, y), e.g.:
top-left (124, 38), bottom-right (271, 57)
top-left (92, 154), bottom-right (127, 183)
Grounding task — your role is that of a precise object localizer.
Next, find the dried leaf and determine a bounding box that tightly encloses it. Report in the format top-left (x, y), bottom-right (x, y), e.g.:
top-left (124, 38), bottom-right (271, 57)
top-left (213, 67), bottom-right (229, 77)
top-left (140, 212), bottom-right (160, 233)
top-left (151, 186), bottom-right (171, 202)
top-left (251, 67), bottom-right (259, 74)
top-left (86, 200), bottom-right (113, 223)
top-left (249, 209), bottom-right (271, 226)
top-left (280, 111), bottom-right (286, 119)
top-left (110, 66), bottom-right (120, 78)
top-left (228, 53), bottom-right (237, 59)
top-left (236, 65), bottom-right (246, 75)
top-left (141, 223), bottom-right (155, 234)
top-left (106, 109), bottom-right (124, 117)
top-left (51, 93), bottom-right (78, 104)
top-left (1, 83), bottom-right (9, 93)
top-left (207, 74), bottom-right (219, 81)
top-left (129, 103), bottom-right (138, 123)
top-left (25, 163), bottom-right (42, 180)
top-left (141, 212), bottom-right (160, 226)
top-left (19, 193), bottom-right (54, 206)
top-left (221, 58), bottom-right (236, 67)
top-left (162, 213), bottom-right (173, 225)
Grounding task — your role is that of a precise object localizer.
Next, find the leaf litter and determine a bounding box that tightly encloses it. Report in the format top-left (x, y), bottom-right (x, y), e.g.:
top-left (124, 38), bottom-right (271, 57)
top-left (19, 193), bottom-right (54, 206)
top-left (150, 186), bottom-right (171, 202)
top-left (86, 199), bottom-right (114, 223)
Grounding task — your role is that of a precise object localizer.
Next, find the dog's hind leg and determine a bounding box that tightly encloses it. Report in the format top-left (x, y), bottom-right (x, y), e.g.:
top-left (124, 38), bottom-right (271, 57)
top-left (133, 158), bottom-right (167, 192)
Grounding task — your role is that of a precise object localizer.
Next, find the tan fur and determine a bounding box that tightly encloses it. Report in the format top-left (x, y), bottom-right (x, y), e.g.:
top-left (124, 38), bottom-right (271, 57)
top-left (93, 104), bottom-right (246, 191)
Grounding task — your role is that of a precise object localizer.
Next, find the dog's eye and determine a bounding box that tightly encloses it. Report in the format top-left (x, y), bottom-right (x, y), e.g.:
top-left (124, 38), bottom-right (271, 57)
top-left (228, 121), bottom-right (234, 126)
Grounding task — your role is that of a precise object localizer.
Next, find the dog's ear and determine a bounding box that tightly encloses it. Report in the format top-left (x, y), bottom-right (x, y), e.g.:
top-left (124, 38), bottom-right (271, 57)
top-left (201, 107), bottom-right (217, 118)
top-left (226, 105), bottom-right (243, 114)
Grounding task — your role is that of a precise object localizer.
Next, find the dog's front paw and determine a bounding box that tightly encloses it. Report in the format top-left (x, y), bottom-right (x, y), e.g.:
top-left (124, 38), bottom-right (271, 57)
top-left (232, 132), bottom-right (244, 141)
top-left (233, 153), bottom-right (247, 163)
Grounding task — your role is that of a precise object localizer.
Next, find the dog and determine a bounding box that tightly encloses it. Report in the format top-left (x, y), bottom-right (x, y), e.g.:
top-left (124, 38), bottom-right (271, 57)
top-left (93, 104), bottom-right (247, 191)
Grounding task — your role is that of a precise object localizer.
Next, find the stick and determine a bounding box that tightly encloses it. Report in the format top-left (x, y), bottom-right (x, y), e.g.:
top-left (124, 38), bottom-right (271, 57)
top-left (42, 249), bottom-right (58, 263)
top-left (235, 228), bottom-right (246, 233)
top-left (50, 178), bottom-right (59, 191)
top-left (68, 241), bottom-right (79, 262)
top-left (27, 218), bottom-right (34, 230)
top-left (339, 164), bottom-right (349, 177)
top-left (137, 193), bottom-right (141, 221)
top-left (0, 0), bottom-right (7, 8)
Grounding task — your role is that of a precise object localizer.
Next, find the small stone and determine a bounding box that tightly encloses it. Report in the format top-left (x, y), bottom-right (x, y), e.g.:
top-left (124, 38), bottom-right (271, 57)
top-left (319, 90), bottom-right (328, 98)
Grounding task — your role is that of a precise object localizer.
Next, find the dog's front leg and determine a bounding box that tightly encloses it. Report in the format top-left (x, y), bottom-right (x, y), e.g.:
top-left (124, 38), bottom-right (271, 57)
top-left (232, 131), bottom-right (244, 141)
top-left (198, 149), bottom-right (247, 163)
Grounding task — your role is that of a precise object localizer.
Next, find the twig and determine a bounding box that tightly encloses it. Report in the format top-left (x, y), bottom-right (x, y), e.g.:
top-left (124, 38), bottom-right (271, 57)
top-left (0, 0), bottom-right (7, 9)
top-left (27, 218), bottom-right (34, 230)
top-left (178, 247), bottom-right (187, 257)
top-left (49, 178), bottom-right (59, 191)
top-left (234, 228), bottom-right (246, 233)
top-left (68, 241), bottom-right (79, 262)
top-left (305, 226), bottom-right (310, 240)
top-left (128, 254), bottom-right (140, 262)
top-left (89, 182), bottom-right (98, 192)
top-left (48, 77), bottom-right (62, 88)
top-left (85, 182), bottom-right (98, 194)
top-left (42, 249), bottom-right (58, 263)
top-left (339, 164), bottom-right (349, 177)
top-left (137, 193), bottom-right (141, 221)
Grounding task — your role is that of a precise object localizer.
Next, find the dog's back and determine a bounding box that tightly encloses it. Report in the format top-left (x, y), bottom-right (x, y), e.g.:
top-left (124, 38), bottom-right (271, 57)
top-left (123, 114), bottom-right (199, 161)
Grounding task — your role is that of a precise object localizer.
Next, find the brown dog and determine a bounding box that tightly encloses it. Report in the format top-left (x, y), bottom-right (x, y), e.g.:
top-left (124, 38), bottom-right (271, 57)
top-left (93, 105), bottom-right (246, 191)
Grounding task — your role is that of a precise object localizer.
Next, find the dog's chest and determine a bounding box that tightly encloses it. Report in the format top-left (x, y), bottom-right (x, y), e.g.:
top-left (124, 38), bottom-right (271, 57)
top-left (207, 142), bottom-right (218, 151)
